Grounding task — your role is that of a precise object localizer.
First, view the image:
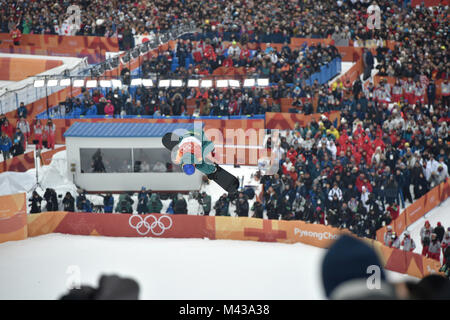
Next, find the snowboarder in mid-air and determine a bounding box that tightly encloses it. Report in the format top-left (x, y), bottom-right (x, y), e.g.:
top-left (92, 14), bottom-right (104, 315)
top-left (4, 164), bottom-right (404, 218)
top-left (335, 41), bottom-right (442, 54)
top-left (162, 129), bottom-right (240, 193)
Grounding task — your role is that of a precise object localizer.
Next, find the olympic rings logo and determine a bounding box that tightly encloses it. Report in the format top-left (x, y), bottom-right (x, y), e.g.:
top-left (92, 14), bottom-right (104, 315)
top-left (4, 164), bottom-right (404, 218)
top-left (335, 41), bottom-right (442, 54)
top-left (128, 214), bottom-right (173, 236)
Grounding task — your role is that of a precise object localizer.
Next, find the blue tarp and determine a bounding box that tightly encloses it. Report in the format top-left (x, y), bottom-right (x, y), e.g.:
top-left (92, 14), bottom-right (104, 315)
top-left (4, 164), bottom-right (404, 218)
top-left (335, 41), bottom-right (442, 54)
top-left (64, 122), bottom-right (195, 138)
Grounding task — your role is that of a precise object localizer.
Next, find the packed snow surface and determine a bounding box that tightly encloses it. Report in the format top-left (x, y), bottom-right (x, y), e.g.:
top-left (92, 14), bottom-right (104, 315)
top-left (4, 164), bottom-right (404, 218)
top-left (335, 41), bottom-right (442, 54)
top-left (0, 234), bottom-right (415, 300)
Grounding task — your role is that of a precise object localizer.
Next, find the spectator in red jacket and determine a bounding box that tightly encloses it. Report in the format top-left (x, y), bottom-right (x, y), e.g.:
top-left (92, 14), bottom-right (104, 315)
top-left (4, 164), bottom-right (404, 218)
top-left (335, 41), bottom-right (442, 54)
top-left (228, 98), bottom-right (238, 115)
top-left (1, 118), bottom-right (14, 139)
top-left (386, 203), bottom-right (399, 220)
top-left (288, 166), bottom-right (298, 181)
top-left (104, 100), bottom-right (115, 116)
top-left (421, 226), bottom-right (432, 257)
top-left (10, 25), bottom-right (22, 45)
top-left (355, 173), bottom-right (373, 193)
top-left (286, 146), bottom-right (298, 163)
top-left (222, 55), bottom-right (233, 68)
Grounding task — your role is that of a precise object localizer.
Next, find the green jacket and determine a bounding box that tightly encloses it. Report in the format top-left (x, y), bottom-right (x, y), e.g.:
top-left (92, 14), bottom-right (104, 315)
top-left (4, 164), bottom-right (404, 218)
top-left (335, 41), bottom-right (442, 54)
top-left (201, 194), bottom-right (211, 212)
top-left (147, 194), bottom-right (163, 213)
top-left (22, 20), bottom-right (31, 34)
top-left (115, 201), bottom-right (132, 213)
top-left (116, 194), bottom-right (133, 213)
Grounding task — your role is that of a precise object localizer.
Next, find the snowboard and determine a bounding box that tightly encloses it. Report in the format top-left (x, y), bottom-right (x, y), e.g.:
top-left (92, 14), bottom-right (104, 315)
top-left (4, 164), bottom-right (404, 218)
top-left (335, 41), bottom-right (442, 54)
top-left (162, 132), bottom-right (240, 194)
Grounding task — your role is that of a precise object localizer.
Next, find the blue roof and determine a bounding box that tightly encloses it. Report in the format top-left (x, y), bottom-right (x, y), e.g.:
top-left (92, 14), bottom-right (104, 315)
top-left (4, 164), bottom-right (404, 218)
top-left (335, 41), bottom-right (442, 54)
top-left (63, 122), bottom-right (196, 138)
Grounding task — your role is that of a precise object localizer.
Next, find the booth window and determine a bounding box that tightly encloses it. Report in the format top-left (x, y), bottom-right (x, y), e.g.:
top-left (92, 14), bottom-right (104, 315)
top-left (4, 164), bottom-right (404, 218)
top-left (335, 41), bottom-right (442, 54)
top-left (80, 148), bottom-right (182, 173)
top-left (80, 148), bottom-right (132, 173)
top-left (133, 148), bottom-right (182, 173)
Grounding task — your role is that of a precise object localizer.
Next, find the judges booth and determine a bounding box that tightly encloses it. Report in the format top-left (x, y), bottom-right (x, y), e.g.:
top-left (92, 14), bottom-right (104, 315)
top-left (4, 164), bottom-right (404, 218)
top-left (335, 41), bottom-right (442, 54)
top-left (64, 122), bottom-right (203, 192)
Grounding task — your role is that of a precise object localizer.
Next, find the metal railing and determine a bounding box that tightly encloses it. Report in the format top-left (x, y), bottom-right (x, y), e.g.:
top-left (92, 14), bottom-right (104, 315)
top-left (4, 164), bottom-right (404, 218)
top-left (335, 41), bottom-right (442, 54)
top-left (0, 58), bottom-right (89, 115)
top-left (0, 22), bottom-right (198, 116)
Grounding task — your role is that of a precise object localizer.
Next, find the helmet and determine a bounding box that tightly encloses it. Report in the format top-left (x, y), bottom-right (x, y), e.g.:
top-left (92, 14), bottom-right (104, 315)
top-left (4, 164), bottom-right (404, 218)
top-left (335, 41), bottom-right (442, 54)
top-left (404, 231), bottom-right (410, 237)
top-left (387, 225), bottom-right (392, 231)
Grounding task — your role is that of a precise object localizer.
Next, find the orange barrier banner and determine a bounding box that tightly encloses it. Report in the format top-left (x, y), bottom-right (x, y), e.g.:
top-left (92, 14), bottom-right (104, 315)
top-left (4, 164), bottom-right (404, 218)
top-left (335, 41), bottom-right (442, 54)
top-left (215, 217), bottom-right (345, 248)
top-left (393, 211), bottom-right (407, 238)
top-left (0, 46), bottom-right (103, 64)
top-left (0, 193), bottom-right (27, 244)
top-left (370, 239), bottom-right (442, 278)
top-left (406, 180), bottom-right (450, 226)
top-left (0, 57), bottom-right (63, 81)
top-left (27, 212), bottom-right (216, 239)
top-left (0, 151), bottom-right (35, 174)
top-left (0, 34), bottom-right (119, 52)
top-left (265, 111), bottom-right (340, 130)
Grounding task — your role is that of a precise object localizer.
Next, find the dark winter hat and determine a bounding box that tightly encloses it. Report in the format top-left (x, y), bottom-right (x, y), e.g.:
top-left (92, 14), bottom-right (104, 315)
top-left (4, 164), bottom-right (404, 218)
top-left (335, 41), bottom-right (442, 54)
top-left (321, 235), bottom-right (386, 299)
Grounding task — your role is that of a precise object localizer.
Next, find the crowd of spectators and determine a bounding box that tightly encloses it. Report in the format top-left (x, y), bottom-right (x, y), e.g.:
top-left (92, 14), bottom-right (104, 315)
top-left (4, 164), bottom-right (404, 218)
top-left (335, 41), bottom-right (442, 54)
top-left (0, 114), bottom-right (56, 161)
top-left (4, 1), bottom-right (448, 121)
top-left (2, 0), bottom-right (448, 59)
top-left (28, 187), bottom-right (214, 217)
top-left (41, 39), bottom-right (340, 119)
top-left (257, 96), bottom-right (448, 239)
top-left (3, 2), bottom-right (450, 244)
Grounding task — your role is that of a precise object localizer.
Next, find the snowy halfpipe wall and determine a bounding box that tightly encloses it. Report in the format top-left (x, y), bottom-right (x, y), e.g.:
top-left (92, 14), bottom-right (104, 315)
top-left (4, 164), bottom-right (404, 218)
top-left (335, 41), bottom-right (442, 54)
top-left (0, 193), bottom-right (27, 243)
top-left (0, 208), bottom-right (442, 278)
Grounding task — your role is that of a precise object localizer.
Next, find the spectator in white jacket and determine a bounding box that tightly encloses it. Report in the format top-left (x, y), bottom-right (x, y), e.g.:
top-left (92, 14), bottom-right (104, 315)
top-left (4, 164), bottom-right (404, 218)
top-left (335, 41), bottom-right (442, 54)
top-left (187, 192), bottom-right (203, 216)
top-left (437, 156), bottom-right (448, 177)
top-left (326, 140), bottom-right (337, 160)
top-left (401, 231), bottom-right (416, 252)
top-left (227, 41), bottom-right (241, 58)
top-left (328, 183), bottom-right (343, 202)
top-left (371, 146), bottom-right (384, 166)
top-left (424, 155), bottom-right (440, 181)
top-left (361, 186), bottom-right (370, 213)
top-left (389, 232), bottom-right (401, 249)
top-left (384, 225), bottom-right (393, 247)
top-left (427, 233), bottom-right (441, 261)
